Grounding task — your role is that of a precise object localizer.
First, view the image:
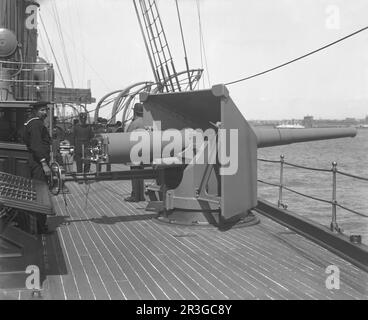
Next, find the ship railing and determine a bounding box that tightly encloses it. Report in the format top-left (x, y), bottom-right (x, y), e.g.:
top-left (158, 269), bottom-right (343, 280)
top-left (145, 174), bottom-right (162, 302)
top-left (257, 155), bottom-right (368, 234)
top-left (0, 59), bottom-right (54, 102)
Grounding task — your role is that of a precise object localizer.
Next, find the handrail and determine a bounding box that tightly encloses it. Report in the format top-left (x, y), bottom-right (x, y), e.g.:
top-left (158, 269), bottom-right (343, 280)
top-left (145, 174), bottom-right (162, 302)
top-left (257, 155), bottom-right (368, 234)
top-left (1, 59), bottom-right (54, 102)
top-left (0, 59), bottom-right (53, 66)
top-left (335, 170), bottom-right (368, 182)
top-left (283, 161), bottom-right (331, 173)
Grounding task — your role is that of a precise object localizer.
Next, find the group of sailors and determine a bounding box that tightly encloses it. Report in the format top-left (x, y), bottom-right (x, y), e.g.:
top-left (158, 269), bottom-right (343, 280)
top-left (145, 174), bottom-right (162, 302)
top-left (23, 101), bottom-right (145, 233)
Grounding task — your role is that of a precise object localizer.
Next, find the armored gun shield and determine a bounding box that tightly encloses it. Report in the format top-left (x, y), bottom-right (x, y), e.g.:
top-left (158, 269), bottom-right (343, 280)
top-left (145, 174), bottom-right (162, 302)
top-left (140, 84), bottom-right (258, 227)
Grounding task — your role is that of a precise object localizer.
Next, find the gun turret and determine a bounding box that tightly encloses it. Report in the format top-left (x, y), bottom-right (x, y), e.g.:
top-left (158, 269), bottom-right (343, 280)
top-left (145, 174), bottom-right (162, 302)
top-left (71, 85), bottom-right (357, 229)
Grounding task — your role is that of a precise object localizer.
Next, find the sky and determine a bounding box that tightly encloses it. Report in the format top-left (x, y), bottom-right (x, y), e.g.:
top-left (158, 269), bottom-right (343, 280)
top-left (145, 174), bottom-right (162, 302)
top-left (36, 0), bottom-right (368, 120)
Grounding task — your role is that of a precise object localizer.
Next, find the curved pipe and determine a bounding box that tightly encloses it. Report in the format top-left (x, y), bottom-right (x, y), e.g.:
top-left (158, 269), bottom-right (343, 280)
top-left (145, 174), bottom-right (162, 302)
top-left (160, 68), bottom-right (203, 91)
top-left (94, 89), bottom-right (124, 122)
top-left (110, 81), bottom-right (155, 123)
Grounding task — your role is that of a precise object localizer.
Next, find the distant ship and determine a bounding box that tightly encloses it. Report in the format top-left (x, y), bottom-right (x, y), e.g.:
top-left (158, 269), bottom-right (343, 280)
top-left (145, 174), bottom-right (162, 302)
top-left (357, 124), bottom-right (368, 129)
top-left (275, 122), bottom-right (305, 129)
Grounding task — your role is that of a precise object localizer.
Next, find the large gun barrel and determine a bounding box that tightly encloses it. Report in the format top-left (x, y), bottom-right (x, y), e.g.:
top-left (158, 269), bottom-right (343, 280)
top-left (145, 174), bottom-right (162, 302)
top-left (253, 127), bottom-right (357, 148)
top-left (92, 130), bottom-right (187, 164)
top-left (93, 127), bottom-right (357, 164)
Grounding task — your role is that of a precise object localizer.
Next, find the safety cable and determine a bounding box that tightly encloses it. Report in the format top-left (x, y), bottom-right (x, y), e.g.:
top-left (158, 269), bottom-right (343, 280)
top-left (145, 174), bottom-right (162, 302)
top-left (258, 158), bottom-right (368, 218)
top-left (39, 13), bottom-right (67, 88)
top-left (225, 25), bottom-right (368, 86)
top-left (175, 0), bottom-right (192, 90)
top-left (38, 32), bottom-right (51, 62)
top-left (51, 0), bottom-right (75, 88)
top-left (196, 0), bottom-right (210, 88)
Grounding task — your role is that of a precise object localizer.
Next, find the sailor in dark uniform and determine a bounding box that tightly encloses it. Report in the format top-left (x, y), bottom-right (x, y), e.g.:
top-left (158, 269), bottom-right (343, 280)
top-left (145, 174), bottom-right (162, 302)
top-left (72, 112), bottom-right (93, 173)
top-left (23, 101), bottom-right (51, 233)
top-left (125, 103), bottom-right (145, 202)
top-left (23, 101), bottom-right (51, 181)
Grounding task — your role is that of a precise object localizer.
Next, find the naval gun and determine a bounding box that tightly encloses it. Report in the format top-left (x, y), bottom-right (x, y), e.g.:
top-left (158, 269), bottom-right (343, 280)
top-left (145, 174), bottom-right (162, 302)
top-left (51, 84), bottom-right (356, 229)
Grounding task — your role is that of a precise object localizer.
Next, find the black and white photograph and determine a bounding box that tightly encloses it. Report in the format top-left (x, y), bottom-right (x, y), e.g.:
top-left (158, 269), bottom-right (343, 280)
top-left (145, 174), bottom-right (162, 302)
top-left (0, 0), bottom-right (367, 303)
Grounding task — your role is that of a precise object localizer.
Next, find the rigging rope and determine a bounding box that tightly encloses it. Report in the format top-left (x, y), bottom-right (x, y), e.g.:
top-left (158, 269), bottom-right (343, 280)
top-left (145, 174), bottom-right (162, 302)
top-left (175, 0), bottom-right (189, 61)
top-left (41, 4), bottom-right (111, 91)
top-left (38, 32), bottom-right (50, 62)
top-left (51, 0), bottom-right (75, 88)
top-left (175, 0), bottom-right (192, 90)
top-left (74, 0), bottom-right (86, 87)
top-left (196, 0), bottom-right (210, 88)
top-left (225, 25), bottom-right (368, 86)
top-left (39, 13), bottom-right (67, 88)
top-left (66, 0), bottom-right (80, 87)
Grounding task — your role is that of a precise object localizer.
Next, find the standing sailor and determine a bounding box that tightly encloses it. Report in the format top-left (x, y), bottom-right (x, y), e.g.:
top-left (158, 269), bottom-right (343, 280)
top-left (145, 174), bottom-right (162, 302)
top-left (124, 103), bottom-right (145, 202)
top-left (23, 101), bottom-right (51, 181)
top-left (72, 112), bottom-right (93, 173)
top-left (23, 101), bottom-right (51, 233)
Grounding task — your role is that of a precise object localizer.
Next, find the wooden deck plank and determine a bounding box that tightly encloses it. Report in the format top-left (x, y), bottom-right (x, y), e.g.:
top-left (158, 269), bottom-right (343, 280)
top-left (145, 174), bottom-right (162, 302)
top-left (51, 197), bottom-right (85, 300)
top-left (42, 228), bottom-right (67, 300)
top-left (65, 191), bottom-right (129, 299)
top-left (186, 232), bottom-right (315, 300)
top-left (69, 186), bottom-right (157, 300)
top-left (56, 198), bottom-right (104, 299)
top-left (99, 184), bottom-right (239, 299)
top-left (133, 222), bottom-right (240, 299)
top-left (89, 219), bottom-right (172, 299)
top-left (200, 228), bottom-right (331, 300)
top-left (57, 226), bottom-right (95, 299)
top-left (128, 226), bottom-right (218, 300)
top-left (116, 280), bottom-right (140, 300)
top-left (163, 236), bottom-right (252, 299)
top-left (222, 218), bottom-right (367, 298)
top-left (218, 219), bottom-right (364, 291)
top-left (64, 186), bottom-right (126, 300)
top-left (99, 181), bottom-right (368, 298)
top-left (69, 222), bottom-right (125, 299)
top-left (223, 230), bottom-right (356, 300)
top-left (99, 187), bottom-right (225, 299)
top-left (93, 206), bottom-right (226, 297)
top-left (42, 180), bottom-right (368, 300)
top-left (85, 223), bottom-right (149, 300)
top-left (74, 186), bottom-right (169, 300)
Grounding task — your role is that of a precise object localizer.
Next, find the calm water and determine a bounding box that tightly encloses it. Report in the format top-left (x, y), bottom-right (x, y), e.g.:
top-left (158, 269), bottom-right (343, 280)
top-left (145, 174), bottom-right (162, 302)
top-left (257, 128), bottom-right (368, 245)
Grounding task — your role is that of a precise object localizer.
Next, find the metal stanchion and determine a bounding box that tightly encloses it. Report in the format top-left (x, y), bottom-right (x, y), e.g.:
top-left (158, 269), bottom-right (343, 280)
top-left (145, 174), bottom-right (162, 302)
top-left (278, 154), bottom-right (286, 209)
top-left (330, 161), bottom-right (341, 232)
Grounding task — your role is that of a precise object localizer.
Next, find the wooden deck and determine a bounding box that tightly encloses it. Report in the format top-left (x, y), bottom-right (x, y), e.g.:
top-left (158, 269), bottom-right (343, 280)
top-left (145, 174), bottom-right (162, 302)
top-left (1, 179), bottom-right (367, 300)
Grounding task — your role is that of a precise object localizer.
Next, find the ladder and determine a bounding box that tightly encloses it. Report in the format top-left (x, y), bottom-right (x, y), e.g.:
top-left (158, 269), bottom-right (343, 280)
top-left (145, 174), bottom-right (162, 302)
top-left (133, 0), bottom-right (193, 92)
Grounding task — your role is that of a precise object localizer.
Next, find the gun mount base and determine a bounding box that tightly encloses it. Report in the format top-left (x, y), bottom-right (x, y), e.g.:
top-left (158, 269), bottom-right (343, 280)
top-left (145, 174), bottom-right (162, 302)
top-left (154, 209), bottom-right (260, 230)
